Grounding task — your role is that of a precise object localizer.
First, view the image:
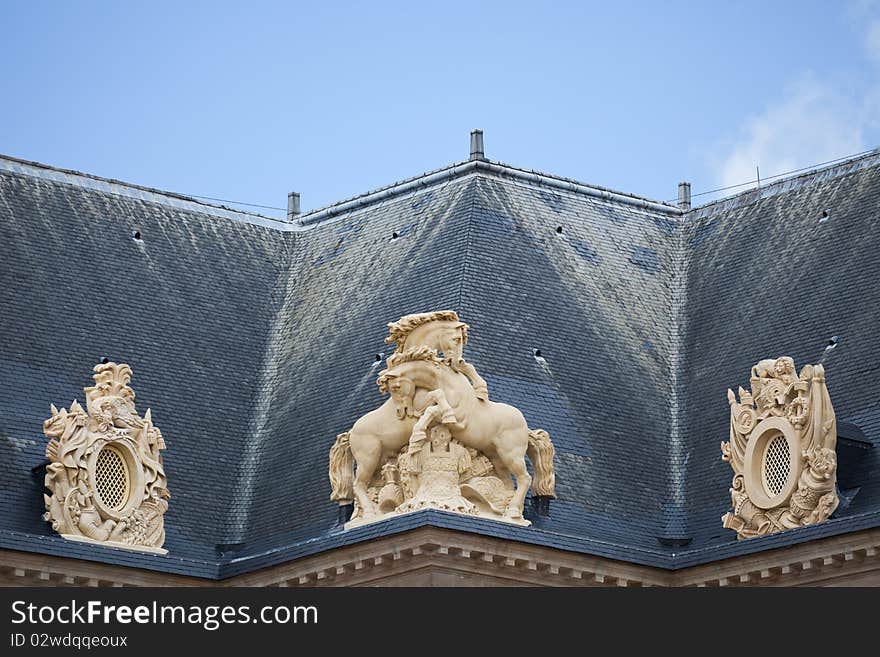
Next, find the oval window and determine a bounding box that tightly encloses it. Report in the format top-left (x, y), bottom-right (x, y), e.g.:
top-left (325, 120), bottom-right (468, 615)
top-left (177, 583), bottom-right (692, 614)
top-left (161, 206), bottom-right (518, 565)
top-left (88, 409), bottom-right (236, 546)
top-left (95, 445), bottom-right (130, 512)
top-left (762, 434), bottom-right (791, 498)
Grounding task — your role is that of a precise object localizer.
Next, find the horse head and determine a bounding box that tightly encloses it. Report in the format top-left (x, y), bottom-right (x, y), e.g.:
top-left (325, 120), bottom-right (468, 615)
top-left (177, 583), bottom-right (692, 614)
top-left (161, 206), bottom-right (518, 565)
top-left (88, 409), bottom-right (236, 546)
top-left (429, 320), bottom-right (469, 368)
top-left (377, 371), bottom-right (416, 419)
top-left (377, 347), bottom-right (444, 419)
top-left (385, 310), bottom-right (469, 369)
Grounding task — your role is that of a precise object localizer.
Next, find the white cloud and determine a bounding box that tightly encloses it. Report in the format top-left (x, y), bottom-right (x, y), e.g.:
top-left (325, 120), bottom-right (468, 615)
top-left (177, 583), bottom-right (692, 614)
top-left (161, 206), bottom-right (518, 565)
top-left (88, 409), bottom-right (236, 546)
top-left (715, 75), bottom-right (867, 192)
top-left (711, 5), bottom-right (880, 195)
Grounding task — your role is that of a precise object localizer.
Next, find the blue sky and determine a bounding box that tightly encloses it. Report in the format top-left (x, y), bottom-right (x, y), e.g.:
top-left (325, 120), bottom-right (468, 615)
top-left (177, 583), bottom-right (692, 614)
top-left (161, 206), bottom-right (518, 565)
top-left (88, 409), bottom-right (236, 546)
top-left (2, 1), bottom-right (879, 217)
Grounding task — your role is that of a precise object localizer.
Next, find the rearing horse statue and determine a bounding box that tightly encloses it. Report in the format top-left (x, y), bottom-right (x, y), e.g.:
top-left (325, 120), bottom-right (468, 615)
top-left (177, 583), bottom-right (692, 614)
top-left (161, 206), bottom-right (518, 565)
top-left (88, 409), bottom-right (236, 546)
top-left (329, 311), bottom-right (556, 527)
top-left (386, 310), bottom-right (489, 401)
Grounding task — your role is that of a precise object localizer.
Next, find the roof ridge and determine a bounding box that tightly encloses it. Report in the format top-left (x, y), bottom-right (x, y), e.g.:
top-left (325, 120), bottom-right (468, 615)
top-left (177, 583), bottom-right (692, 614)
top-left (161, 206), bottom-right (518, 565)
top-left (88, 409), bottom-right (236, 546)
top-left (689, 147), bottom-right (880, 218)
top-left (0, 152), bottom-right (285, 225)
top-left (482, 158), bottom-right (681, 210)
top-left (297, 158), bottom-right (683, 226)
top-left (2, 152), bottom-right (684, 233)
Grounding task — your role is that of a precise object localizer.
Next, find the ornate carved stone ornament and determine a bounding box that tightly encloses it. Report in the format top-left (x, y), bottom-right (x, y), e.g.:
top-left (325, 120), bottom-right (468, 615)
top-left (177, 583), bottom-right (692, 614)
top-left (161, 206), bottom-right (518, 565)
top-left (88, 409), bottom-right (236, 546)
top-left (329, 310), bottom-right (556, 529)
top-left (721, 357), bottom-right (838, 539)
top-left (42, 363), bottom-right (170, 554)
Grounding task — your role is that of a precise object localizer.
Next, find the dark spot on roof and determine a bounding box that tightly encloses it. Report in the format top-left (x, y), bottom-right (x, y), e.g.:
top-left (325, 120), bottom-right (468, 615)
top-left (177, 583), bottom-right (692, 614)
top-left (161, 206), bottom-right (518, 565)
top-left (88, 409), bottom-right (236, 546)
top-left (594, 204), bottom-right (628, 225)
top-left (652, 216), bottom-right (677, 236)
top-left (410, 191), bottom-right (434, 211)
top-left (642, 340), bottom-right (662, 365)
top-left (690, 220), bottom-right (719, 249)
top-left (395, 221), bottom-right (418, 238)
top-left (568, 238), bottom-right (600, 264)
top-left (313, 238), bottom-right (346, 266)
top-left (389, 221), bottom-right (418, 243)
top-left (478, 209), bottom-right (516, 232)
top-left (630, 246), bottom-right (661, 274)
top-left (313, 223), bottom-right (364, 266)
top-left (539, 191), bottom-right (566, 213)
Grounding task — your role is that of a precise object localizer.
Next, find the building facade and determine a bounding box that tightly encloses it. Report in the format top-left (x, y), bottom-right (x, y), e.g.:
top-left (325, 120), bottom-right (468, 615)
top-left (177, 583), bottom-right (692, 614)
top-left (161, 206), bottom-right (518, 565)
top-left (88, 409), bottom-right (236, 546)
top-left (1, 135), bottom-right (878, 586)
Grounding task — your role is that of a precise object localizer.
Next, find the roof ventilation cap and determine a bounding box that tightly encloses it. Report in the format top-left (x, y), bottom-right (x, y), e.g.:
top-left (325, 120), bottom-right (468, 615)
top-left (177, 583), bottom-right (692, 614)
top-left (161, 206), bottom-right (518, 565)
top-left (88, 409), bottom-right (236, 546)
top-left (469, 129), bottom-right (485, 161)
top-left (677, 181), bottom-right (692, 211)
top-left (287, 192), bottom-right (301, 222)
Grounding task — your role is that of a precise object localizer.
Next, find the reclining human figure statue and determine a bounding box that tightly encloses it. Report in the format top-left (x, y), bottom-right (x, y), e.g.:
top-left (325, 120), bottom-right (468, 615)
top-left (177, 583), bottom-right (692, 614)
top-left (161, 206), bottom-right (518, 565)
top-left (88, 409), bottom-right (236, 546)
top-left (329, 310), bottom-right (556, 528)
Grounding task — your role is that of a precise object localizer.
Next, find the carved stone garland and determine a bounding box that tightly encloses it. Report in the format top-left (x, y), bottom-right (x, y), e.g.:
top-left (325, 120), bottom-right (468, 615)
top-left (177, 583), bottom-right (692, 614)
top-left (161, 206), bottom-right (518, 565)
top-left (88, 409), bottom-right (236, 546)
top-left (42, 362), bottom-right (170, 554)
top-left (721, 357), bottom-right (838, 539)
top-left (329, 310), bottom-right (556, 529)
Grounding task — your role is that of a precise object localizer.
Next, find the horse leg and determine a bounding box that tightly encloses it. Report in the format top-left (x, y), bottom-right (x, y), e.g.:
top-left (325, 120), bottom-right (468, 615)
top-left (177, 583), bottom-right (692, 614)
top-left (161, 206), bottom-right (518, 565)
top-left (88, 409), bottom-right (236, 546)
top-left (409, 403), bottom-right (439, 455)
top-left (351, 443), bottom-right (381, 519)
top-left (425, 388), bottom-right (457, 424)
top-left (505, 457), bottom-right (532, 520)
top-left (489, 456), bottom-right (515, 491)
top-left (408, 389), bottom-right (457, 456)
top-left (496, 438), bottom-right (532, 520)
top-left (458, 361), bottom-right (489, 401)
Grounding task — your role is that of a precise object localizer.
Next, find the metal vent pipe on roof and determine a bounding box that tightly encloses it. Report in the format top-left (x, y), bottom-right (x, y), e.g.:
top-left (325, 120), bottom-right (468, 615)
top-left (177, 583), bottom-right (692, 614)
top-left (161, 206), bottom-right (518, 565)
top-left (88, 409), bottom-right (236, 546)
top-left (470, 129), bottom-right (485, 161)
top-left (677, 181), bottom-right (692, 211)
top-left (287, 192), bottom-right (301, 221)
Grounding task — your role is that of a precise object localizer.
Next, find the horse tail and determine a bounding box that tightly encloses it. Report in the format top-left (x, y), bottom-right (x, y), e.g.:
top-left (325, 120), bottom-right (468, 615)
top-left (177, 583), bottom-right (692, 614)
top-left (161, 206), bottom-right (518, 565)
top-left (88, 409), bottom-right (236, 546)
top-left (527, 429), bottom-right (556, 498)
top-left (329, 432), bottom-right (354, 504)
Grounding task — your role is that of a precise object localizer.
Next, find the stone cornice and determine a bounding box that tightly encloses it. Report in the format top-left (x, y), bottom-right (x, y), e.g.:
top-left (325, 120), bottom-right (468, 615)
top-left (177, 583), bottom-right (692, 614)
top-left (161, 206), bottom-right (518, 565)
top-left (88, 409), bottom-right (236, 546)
top-left (3, 526), bottom-right (879, 587)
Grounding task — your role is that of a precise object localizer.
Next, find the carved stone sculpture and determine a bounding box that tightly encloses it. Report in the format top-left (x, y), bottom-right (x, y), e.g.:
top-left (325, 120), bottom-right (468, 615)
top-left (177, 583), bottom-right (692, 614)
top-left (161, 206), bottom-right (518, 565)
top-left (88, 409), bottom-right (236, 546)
top-left (721, 357), bottom-right (838, 539)
top-left (329, 310), bottom-right (556, 528)
top-left (397, 425), bottom-right (479, 517)
top-left (42, 362), bottom-right (170, 553)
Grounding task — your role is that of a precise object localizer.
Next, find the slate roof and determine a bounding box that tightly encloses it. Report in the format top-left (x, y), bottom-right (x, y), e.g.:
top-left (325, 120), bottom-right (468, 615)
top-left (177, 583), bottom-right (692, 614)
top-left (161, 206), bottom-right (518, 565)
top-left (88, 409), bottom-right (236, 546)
top-left (0, 148), bottom-right (878, 578)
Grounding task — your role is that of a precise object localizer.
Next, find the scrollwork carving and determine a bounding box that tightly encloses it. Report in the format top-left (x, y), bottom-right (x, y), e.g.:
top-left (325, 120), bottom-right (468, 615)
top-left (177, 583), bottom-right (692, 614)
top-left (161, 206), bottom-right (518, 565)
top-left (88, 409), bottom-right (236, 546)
top-left (721, 357), bottom-right (838, 539)
top-left (42, 363), bottom-right (170, 554)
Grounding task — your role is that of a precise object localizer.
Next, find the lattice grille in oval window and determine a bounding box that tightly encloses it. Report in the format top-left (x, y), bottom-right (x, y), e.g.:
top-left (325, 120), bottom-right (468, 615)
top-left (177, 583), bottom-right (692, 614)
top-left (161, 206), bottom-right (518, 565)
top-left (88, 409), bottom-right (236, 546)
top-left (762, 434), bottom-right (791, 497)
top-left (95, 445), bottom-right (130, 511)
